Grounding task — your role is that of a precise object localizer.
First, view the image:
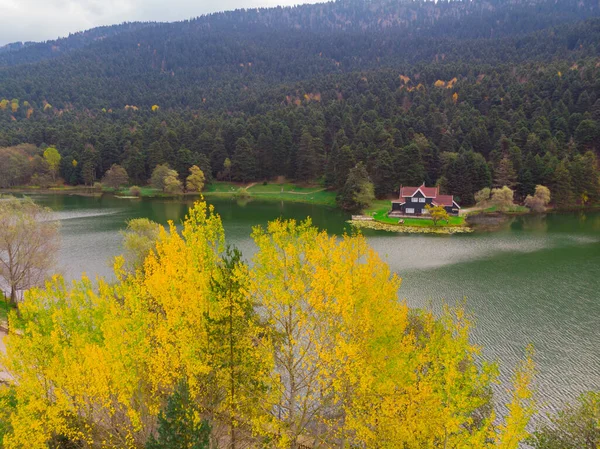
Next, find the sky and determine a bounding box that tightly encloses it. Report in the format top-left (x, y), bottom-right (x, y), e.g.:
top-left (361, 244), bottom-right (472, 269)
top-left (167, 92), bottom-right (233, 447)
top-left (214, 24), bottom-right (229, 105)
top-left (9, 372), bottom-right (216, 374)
top-left (0, 0), bottom-right (324, 45)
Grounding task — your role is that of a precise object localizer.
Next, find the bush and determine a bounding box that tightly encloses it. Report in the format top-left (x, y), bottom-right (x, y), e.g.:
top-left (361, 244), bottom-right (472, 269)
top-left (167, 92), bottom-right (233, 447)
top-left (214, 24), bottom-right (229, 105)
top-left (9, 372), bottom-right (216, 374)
top-left (129, 186), bottom-right (142, 197)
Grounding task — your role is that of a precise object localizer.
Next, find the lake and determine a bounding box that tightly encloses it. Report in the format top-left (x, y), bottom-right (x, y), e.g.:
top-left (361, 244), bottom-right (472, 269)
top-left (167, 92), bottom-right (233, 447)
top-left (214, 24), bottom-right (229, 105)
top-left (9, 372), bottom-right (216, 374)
top-left (25, 193), bottom-right (600, 419)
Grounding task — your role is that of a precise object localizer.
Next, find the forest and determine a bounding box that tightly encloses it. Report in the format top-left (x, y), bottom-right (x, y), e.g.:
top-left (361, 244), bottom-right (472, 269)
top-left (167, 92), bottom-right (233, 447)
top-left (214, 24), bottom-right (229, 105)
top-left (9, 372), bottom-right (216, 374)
top-left (1, 0), bottom-right (600, 206)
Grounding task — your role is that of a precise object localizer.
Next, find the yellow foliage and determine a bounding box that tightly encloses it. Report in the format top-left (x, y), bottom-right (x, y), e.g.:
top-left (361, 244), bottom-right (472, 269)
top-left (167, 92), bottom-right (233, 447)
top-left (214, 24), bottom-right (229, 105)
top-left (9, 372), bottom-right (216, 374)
top-left (399, 74), bottom-right (411, 84)
top-left (453, 92), bottom-right (459, 104)
top-left (0, 99), bottom-right (8, 110)
top-left (0, 201), bottom-right (536, 448)
top-left (434, 79), bottom-right (446, 88)
top-left (151, 104), bottom-right (159, 112)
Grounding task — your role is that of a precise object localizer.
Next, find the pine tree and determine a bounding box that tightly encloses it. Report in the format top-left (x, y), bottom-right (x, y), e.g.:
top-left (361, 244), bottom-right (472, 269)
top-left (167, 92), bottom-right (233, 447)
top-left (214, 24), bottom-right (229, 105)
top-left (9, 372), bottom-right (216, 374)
top-left (551, 160), bottom-right (574, 207)
top-left (146, 381), bottom-right (210, 449)
top-left (395, 143), bottom-right (425, 186)
top-left (295, 129), bottom-right (317, 182)
top-left (494, 156), bottom-right (518, 188)
top-left (338, 162), bottom-right (375, 211)
top-left (231, 138), bottom-right (257, 182)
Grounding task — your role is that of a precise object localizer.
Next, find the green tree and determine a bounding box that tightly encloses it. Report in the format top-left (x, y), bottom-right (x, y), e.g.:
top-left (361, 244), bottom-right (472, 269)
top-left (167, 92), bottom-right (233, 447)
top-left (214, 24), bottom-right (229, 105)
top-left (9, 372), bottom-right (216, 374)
top-left (338, 162), bottom-right (375, 211)
top-left (295, 129), bottom-right (318, 182)
top-left (146, 381), bottom-right (211, 449)
top-left (494, 156), bottom-right (517, 189)
top-left (551, 160), bottom-right (574, 207)
top-left (528, 391), bottom-right (599, 449)
top-left (232, 138), bottom-right (257, 182)
top-left (574, 120), bottom-right (600, 151)
top-left (395, 143), bottom-right (425, 186)
top-left (207, 247), bottom-right (269, 449)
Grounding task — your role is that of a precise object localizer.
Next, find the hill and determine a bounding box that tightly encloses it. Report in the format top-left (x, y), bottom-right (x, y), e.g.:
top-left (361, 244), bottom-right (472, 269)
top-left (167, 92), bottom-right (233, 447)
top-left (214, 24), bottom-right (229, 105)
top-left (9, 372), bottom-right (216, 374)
top-left (0, 0), bottom-right (599, 207)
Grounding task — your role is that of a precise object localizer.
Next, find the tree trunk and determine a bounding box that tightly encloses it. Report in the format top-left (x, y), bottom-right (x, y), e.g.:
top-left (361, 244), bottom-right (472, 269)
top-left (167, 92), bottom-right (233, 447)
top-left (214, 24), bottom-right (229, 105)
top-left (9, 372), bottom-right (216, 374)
top-left (9, 285), bottom-right (17, 307)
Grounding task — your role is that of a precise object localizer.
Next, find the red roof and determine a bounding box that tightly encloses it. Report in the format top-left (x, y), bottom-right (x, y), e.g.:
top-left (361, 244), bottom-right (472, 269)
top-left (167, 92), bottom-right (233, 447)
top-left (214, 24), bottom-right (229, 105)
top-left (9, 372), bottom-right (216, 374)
top-left (432, 195), bottom-right (455, 207)
top-left (393, 183), bottom-right (460, 208)
top-left (400, 184), bottom-right (438, 198)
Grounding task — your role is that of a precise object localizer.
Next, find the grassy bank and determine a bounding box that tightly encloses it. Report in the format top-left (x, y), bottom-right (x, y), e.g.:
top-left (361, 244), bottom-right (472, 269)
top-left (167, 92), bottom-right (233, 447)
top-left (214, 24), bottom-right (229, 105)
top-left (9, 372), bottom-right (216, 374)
top-left (350, 219), bottom-right (473, 234)
top-left (203, 182), bottom-right (338, 206)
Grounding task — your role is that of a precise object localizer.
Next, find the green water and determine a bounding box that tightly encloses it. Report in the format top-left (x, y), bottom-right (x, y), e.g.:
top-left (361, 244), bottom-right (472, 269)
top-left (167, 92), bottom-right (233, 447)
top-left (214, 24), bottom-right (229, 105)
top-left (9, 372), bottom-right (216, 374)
top-left (26, 194), bottom-right (600, 418)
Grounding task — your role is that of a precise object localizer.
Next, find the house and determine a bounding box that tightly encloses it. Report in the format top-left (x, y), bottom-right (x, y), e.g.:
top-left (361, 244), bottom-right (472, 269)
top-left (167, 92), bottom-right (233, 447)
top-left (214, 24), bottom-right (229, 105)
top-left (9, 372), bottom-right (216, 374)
top-left (390, 184), bottom-right (460, 217)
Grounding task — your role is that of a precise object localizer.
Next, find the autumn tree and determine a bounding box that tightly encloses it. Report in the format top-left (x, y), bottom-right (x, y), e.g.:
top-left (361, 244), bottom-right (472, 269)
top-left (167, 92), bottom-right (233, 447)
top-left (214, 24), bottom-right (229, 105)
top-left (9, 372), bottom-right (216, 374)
top-left (102, 164), bottom-right (129, 189)
top-left (151, 164), bottom-right (178, 192)
top-left (0, 197), bottom-right (59, 306)
top-left (0, 201), bottom-right (536, 449)
top-left (524, 185), bottom-right (551, 213)
top-left (43, 146), bottom-right (61, 183)
top-left (491, 186), bottom-right (516, 211)
top-left (164, 173), bottom-right (183, 195)
top-left (186, 165), bottom-right (205, 193)
top-left (475, 187), bottom-right (491, 207)
top-left (120, 218), bottom-right (161, 273)
top-left (425, 203), bottom-right (450, 225)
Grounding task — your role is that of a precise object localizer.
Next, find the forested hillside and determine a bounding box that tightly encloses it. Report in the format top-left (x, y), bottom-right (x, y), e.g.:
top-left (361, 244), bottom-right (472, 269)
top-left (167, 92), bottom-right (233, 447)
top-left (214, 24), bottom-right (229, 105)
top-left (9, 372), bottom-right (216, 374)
top-left (1, 0), bottom-right (599, 206)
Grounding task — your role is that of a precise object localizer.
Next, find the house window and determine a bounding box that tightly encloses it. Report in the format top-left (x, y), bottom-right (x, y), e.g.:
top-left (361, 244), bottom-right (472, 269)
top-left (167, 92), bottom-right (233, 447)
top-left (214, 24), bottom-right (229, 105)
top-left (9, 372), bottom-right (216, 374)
top-left (406, 208), bottom-right (415, 214)
top-left (419, 197), bottom-right (425, 203)
top-left (412, 197), bottom-right (419, 202)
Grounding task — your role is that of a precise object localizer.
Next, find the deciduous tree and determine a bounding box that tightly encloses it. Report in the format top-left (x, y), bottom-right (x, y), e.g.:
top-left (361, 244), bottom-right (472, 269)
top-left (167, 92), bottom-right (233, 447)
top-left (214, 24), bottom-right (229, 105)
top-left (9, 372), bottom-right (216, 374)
top-left (186, 165), bottom-right (205, 193)
top-left (425, 203), bottom-right (450, 225)
top-left (102, 164), bottom-right (129, 189)
top-left (0, 197), bottom-right (59, 306)
top-left (43, 146), bottom-right (61, 183)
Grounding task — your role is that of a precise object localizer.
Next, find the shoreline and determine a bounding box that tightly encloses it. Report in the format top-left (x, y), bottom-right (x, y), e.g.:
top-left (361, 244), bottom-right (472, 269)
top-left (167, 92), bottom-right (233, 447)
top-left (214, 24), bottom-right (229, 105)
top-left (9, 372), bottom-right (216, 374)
top-left (349, 219), bottom-right (473, 234)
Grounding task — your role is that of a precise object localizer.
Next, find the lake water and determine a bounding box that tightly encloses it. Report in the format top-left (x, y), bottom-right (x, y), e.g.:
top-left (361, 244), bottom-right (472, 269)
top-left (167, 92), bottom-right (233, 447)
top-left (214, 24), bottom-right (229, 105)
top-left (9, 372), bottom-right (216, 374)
top-left (26, 193), bottom-right (600, 419)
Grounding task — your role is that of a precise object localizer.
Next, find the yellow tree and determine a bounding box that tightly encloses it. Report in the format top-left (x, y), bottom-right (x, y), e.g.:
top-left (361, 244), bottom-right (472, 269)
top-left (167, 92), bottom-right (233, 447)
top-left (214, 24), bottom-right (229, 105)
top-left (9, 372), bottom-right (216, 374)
top-left (43, 146), bottom-right (61, 183)
top-left (425, 203), bottom-right (450, 225)
top-left (249, 218), bottom-right (535, 448)
top-left (1, 201), bottom-right (535, 449)
top-left (0, 202), bottom-right (271, 448)
top-left (186, 165), bottom-right (206, 193)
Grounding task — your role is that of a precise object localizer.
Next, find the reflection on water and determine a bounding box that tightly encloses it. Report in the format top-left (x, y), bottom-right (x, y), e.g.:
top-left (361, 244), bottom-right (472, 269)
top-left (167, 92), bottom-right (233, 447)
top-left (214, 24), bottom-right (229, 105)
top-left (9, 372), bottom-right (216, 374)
top-left (24, 193), bottom-right (600, 420)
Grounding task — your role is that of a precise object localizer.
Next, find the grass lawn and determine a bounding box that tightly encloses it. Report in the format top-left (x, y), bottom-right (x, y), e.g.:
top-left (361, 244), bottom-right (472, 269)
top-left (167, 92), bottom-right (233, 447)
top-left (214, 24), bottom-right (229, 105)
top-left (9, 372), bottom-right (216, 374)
top-left (203, 182), bottom-right (240, 193)
top-left (203, 181), bottom-right (338, 206)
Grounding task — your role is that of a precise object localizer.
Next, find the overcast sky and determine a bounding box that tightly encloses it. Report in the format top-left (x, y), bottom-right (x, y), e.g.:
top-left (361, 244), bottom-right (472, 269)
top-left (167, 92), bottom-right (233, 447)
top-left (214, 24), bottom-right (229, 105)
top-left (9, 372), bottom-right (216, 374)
top-left (0, 0), bottom-right (325, 45)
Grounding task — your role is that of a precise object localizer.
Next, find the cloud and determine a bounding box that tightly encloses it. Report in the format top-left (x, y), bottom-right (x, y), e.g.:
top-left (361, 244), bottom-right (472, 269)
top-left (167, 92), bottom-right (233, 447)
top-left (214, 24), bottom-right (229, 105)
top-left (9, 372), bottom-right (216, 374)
top-left (0, 0), bottom-right (324, 45)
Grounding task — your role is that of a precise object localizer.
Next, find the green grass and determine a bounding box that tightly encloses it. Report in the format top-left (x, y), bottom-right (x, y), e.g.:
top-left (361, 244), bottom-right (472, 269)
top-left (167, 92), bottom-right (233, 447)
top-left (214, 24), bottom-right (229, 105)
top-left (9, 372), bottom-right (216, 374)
top-left (203, 182), bottom-right (337, 206)
top-left (203, 182), bottom-right (240, 193)
top-left (482, 204), bottom-right (530, 214)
